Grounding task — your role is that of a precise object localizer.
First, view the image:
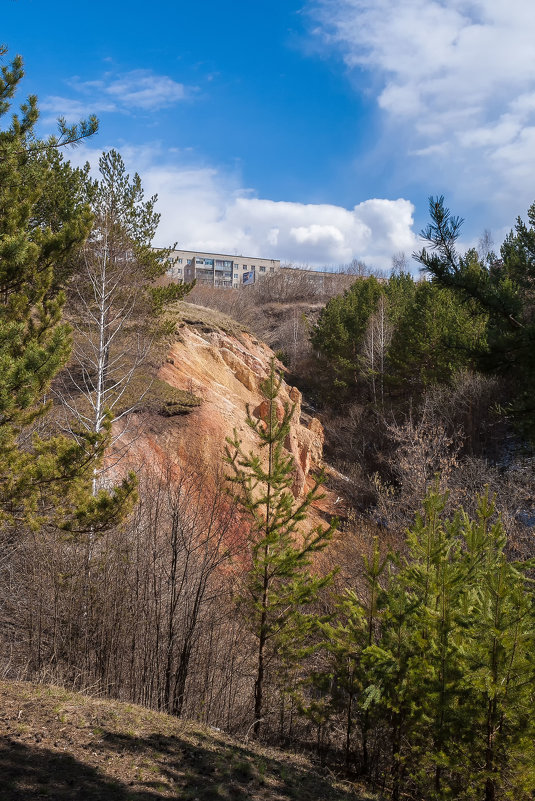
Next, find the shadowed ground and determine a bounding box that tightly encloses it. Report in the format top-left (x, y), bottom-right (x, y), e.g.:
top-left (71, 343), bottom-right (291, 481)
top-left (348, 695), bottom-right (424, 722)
top-left (0, 681), bottom-right (372, 801)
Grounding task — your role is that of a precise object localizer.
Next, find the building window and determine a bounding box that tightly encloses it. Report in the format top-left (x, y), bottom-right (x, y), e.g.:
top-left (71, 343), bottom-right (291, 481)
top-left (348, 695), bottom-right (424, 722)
top-left (259, 266), bottom-right (266, 272)
top-left (187, 259), bottom-right (192, 265)
top-left (242, 264), bottom-right (247, 269)
top-left (178, 258), bottom-right (183, 263)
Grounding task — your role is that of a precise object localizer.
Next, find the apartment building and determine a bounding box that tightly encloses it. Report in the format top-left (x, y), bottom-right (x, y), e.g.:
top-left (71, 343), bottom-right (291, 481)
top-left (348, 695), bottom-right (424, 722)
top-left (164, 248), bottom-right (280, 289)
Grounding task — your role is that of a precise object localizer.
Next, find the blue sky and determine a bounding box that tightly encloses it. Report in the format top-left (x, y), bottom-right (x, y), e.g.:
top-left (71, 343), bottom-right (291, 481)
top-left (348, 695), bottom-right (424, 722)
top-left (4, 0), bottom-right (535, 268)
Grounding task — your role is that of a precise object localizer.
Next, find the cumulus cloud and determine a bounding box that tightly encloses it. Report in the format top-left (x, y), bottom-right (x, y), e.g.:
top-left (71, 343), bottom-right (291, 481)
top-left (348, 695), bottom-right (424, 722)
top-left (67, 144), bottom-right (417, 269)
top-left (43, 69), bottom-right (190, 121)
top-left (310, 0), bottom-right (535, 226)
top-left (141, 161), bottom-right (416, 267)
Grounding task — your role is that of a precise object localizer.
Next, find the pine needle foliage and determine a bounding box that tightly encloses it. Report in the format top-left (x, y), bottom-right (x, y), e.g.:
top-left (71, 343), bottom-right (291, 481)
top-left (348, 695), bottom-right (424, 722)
top-left (0, 48), bottom-right (135, 533)
top-left (225, 360), bottom-right (336, 739)
top-left (415, 195), bottom-right (535, 439)
top-left (310, 487), bottom-right (535, 800)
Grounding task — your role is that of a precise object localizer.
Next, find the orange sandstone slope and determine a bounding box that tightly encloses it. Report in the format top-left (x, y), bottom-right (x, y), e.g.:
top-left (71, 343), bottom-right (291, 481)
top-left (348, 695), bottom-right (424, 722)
top-left (119, 304), bottom-right (342, 522)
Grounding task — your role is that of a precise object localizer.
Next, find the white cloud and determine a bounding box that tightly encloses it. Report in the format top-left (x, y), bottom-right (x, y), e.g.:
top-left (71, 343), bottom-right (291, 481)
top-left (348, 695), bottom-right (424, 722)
top-left (145, 165), bottom-right (416, 268)
top-left (106, 73), bottom-right (186, 109)
top-left (70, 70), bottom-right (188, 110)
top-left (40, 95), bottom-right (117, 124)
top-left (291, 224), bottom-right (346, 247)
top-left (310, 0), bottom-right (535, 226)
top-left (67, 144), bottom-right (417, 269)
top-left (43, 69), bottom-right (190, 121)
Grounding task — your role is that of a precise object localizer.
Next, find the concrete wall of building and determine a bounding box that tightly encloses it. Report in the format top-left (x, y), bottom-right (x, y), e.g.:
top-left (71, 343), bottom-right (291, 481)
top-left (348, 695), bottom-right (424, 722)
top-left (162, 248), bottom-right (280, 289)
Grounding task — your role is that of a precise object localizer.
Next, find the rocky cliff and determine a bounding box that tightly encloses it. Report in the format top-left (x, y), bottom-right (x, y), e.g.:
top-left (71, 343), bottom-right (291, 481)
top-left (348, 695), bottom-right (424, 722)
top-left (116, 304), bottom-right (337, 521)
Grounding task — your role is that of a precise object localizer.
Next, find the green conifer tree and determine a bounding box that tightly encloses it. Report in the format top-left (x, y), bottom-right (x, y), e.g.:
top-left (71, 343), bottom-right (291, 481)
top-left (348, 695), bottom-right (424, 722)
top-left (225, 361), bottom-right (336, 738)
top-left (307, 538), bottom-right (389, 772)
top-left (416, 195), bottom-right (535, 439)
top-left (310, 276), bottom-right (383, 398)
top-left (0, 48), bottom-right (134, 532)
top-left (460, 495), bottom-right (535, 801)
top-left (363, 490), bottom-right (535, 800)
top-left (387, 280), bottom-right (487, 398)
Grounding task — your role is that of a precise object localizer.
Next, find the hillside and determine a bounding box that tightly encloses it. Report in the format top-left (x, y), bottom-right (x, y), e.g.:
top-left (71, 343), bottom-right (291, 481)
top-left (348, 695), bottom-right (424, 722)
top-left (0, 681), bottom-right (370, 801)
top-left (111, 301), bottom-right (346, 523)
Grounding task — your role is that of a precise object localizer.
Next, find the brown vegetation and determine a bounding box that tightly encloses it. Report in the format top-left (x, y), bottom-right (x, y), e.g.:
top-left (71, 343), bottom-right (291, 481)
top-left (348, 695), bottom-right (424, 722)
top-left (0, 307), bottom-right (344, 747)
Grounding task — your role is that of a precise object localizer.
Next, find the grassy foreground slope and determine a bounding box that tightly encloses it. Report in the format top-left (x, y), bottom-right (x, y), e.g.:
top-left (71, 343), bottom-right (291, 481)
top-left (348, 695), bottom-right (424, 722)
top-left (0, 681), bottom-right (370, 801)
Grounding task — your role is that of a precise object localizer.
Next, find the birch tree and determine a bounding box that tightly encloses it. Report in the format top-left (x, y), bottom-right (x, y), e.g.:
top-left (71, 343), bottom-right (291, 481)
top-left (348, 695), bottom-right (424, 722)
top-left (362, 294), bottom-right (393, 407)
top-left (59, 150), bottom-right (191, 478)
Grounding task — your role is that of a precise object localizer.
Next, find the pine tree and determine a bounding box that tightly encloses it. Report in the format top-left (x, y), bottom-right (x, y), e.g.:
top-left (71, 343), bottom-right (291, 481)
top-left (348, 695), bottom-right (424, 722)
top-left (362, 576), bottom-right (419, 801)
top-left (303, 485), bottom-right (535, 797)
top-left (387, 280), bottom-right (487, 398)
top-left (0, 49), bottom-right (134, 532)
top-left (416, 195), bottom-right (535, 438)
top-left (307, 538), bottom-right (389, 772)
top-left (310, 276), bottom-right (383, 398)
top-left (403, 493), bottom-right (469, 796)
top-left (225, 361), bottom-right (336, 738)
top-left (310, 272), bottom-right (417, 407)
top-left (460, 495), bottom-right (535, 801)
top-left (365, 490), bottom-right (535, 800)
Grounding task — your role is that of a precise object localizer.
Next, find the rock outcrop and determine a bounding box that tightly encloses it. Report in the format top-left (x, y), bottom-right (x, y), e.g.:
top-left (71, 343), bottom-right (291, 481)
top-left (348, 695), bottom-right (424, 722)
top-left (109, 303), bottom-right (343, 529)
top-left (155, 309), bottom-right (325, 499)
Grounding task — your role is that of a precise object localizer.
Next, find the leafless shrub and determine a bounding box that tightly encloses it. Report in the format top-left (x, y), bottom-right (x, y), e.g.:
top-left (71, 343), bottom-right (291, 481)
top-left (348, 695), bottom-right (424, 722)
top-left (0, 459), bottom-right (257, 729)
top-left (445, 456), bottom-right (535, 556)
top-left (419, 370), bottom-right (505, 457)
top-left (372, 407), bottom-right (463, 532)
top-left (189, 266), bottom-right (366, 323)
top-left (253, 268), bottom-right (324, 302)
top-left (188, 283), bottom-right (264, 329)
top-left (370, 385), bottom-right (533, 550)
top-left (257, 266), bottom-right (361, 303)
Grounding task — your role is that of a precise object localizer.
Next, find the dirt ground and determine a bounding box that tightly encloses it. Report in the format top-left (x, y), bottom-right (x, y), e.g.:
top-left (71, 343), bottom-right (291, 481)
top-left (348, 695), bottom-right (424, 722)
top-left (0, 681), bottom-right (372, 801)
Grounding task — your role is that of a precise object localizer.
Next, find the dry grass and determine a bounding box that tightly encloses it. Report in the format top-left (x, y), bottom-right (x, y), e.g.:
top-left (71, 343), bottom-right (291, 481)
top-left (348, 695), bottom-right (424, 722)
top-left (123, 376), bottom-right (202, 417)
top-left (0, 680), bottom-right (374, 801)
top-left (168, 301), bottom-right (249, 339)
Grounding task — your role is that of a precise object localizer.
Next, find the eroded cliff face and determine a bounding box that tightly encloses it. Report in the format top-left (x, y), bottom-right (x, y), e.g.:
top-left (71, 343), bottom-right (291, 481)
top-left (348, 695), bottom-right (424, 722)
top-left (155, 312), bottom-right (325, 499)
top-left (109, 302), bottom-right (345, 533)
